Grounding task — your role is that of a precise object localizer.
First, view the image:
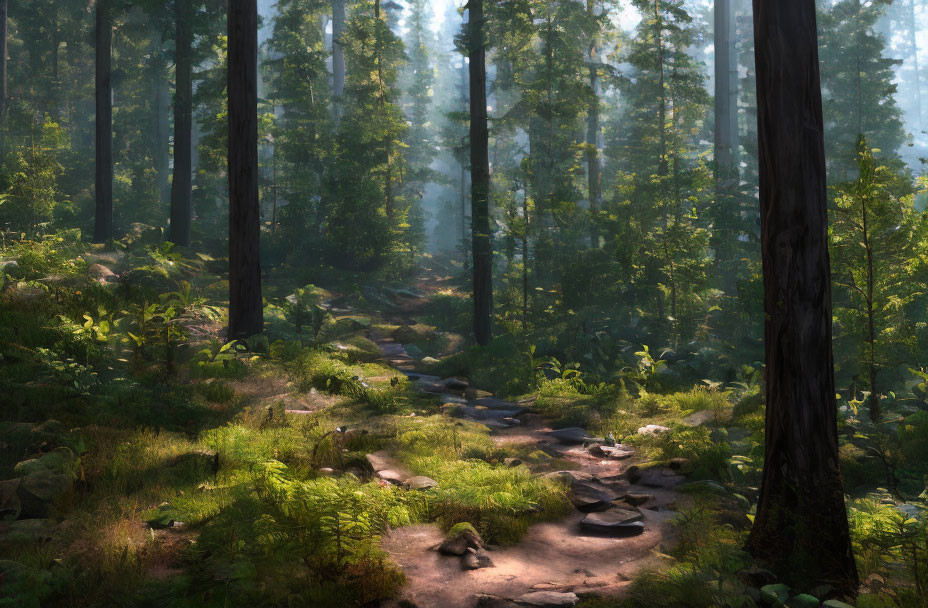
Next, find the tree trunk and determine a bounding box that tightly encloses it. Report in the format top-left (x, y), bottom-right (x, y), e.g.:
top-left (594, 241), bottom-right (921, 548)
top-left (469, 0), bottom-right (492, 346)
top-left (94, 0), bottom-right (114, 243)
top-left (908, 0), bottom-right (923, 129)
top-left (746, 0), bottom-right (859, 597)
top-left (1, 0), bottom-right (7, 152)
top-left (151, 23), bottom-right (171, 206)
top-left (228, 0), bottom-right (264, 339)
top-left (587, 1), bottom-right (601, 249)
top-left (171, 0), bottom-right (193, 247)
top-left (332, 0), bottom-right (346, 105)
top-left (713, 0), bottom-right (740, 292)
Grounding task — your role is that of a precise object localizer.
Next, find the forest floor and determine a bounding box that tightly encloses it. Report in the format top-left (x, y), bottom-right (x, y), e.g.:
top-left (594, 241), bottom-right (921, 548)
top-left (2, 237), bottom-right (914, 608)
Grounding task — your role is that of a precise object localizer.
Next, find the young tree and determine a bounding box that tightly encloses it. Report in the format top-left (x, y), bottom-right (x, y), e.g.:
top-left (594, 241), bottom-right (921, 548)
top-left (170, 0), bottom-right (194, 246)
top-left (468, 0), bottom-right (492, 346)
top-left (746, 0), bottom-right (859, 596)
top-left (94, 0), bottom-right (113, 242)
top-left (228, 0), bottom-right (263, 338)
top-left (831, 138), bottom-right (922, 423)
top-left (1, 0), bottom-right (7, 147)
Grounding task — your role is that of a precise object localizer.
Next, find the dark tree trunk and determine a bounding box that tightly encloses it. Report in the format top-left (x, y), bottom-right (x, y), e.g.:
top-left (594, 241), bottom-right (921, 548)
top-left (586, 1), bottom-right (601, 249)
top-left (1, 0), bottom-right (7, 150)
top-left (94, 0), bottom-right (114, 243)
top-left (746, 0), bottom-right (859, 597)
top-left (227, 0), bottom-right (264, 339)
top-left (332, 0), bottom-right (345, 104)
top-left (170, 0), bottom-right (193, 247)
top-left (713, 0), bottom-right (740, 293)
top-left (151, 23), bottom-right (171, 206)
top-left (468, 0), bottom-right (492, 346)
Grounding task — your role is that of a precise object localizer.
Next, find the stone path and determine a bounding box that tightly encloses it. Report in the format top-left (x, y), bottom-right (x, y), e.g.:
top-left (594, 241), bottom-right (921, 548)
top-left (365, 331), bottom-right (687, 608)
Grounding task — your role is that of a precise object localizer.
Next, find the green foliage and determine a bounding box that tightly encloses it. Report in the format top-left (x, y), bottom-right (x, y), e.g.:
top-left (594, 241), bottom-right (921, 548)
top-left (0, 118), bottom-right (67, 233)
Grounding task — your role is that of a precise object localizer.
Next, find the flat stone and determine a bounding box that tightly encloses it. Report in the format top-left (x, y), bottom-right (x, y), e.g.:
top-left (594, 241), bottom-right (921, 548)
top-left (516, 591), bottom-right (579, 607)
top-left (599, 445), bottom-right (634, 459)
top-left (548, 427), bottom-right (597, 444)
top-left (636, 469), bottom-right (685, 488)
top-left (443, 377), bottom-right (470, 391)
top-left (405, 476), bottom-right (438, 490)
top-left (569, 481), bottom-right (616, 513)
top-left (580, 508), bottom-right (644, 536)
top-left (418, 381), bottom-right (447, 394)
top-left (476, 594), bottom-right (520, 608)
top-left (365, 451), bottom-right (394, 472)
top-left (637, 425), bottom-right (671, 436)
top-left (471, 397), bottom-right (520, 410)
top-left (621, 493), bottom-right (653, 507)
top-left (441, 394), bottom-right (468, 405)
top-left (462, 547), bottom-right (494, 570)
top-left (377, 470), bottom-right (405, 485)
top-left (465, 388), bottom-right (494, 400)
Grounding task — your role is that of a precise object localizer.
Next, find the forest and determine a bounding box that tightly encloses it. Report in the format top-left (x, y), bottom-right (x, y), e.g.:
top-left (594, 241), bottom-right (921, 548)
top-left (1, 0), bottom-right (928, 606)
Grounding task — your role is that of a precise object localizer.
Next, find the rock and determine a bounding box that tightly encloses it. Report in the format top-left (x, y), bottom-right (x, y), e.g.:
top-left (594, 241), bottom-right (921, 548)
top-left (417, 380), bottom-right (448, 394)
top-left (443, 378), bottom-right (470, 391)
top-left (599, 445), bottom-right (634, 459)
top-left (625, 465), bottom-right (642, 484)
top-left (405, 476), bottom-right (438, 491)
top-left (441, 394), bottom-right (468, 406)
top-left (637, 425), bottom-right (671, 436)
top-left (760, 583), bottom-right (791, 606)
top-left (377, 470), bottom-right (406, 485)
top-left (32, 420), bottom-right (64, 436)
top-left (439, 523), bottom-right (484, 556)
top-left (319, 467), bottom-right (336, 476)
top-left (476, 594), bottom-right (520, 608)
top-left (144, 504), bottom-right (176, 530)
top-left (588, 444), bottom-right (606, 457)
top-left (0, 479), bottom-right (22, 521)
top-left (515, 591), bottom-right (579, 607)
top-left (822, 602), bottom-right (855, 608)
top-left (366, 451), bottom-right (394, 472)
top-left (465, 388), bottom-right (494, 401)
top-left (667, 457), bottom-right (691, 471)
top-left (547, 427), bottom-right (597, 444)
top-left (392, 324), bottom-right (434, 344)
top-left (738, 567), bottom-right (777, 588)
top-left (88, 263), bottom-right (116, 279)
top-left (503, 458), bottom-right (523, 468)
top-left (422, 357), bottom-right (441, 366)
top-left (787, 595), bottom-right (820, 608)
top-left (569, 481), bottom-right (616, 513)
top-left (19, 469), bottom-right (72, 516)
top-left (170, 450), bottom-right (219, 475)
top-left (471, 396), bottom-right (520, 410)
top-left (621, 493), bottom-right (652, 507)
top-left (580, 507), bottom-right (644, 536)
top-left (462, 547), bottom-right (494, 570)
top-left (544, 471), bottom-right (579, 484)
top-left (0, 519), bottom-right (54, 543)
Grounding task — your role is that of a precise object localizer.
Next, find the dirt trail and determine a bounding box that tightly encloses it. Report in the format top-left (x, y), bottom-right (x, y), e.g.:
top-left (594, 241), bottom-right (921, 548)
top-left (353, 273), bottom-right (685, 608)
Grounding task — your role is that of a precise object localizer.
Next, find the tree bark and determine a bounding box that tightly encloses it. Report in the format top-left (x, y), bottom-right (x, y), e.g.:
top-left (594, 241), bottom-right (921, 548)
top-left (746, 0), bottom-right (859, 597)
top-left (332, 0), bottom-right (345, 104)
top-left (587, 0), bottom-right (602, 249)
top-left (469, 0), bottom-right (492, 346)
top-left (94, 0), bottom-right (114, 243)
top-left (171, 0), bottom-right (193, 246)
top-left (1, 0), bottom-right (7, 151)
top-left (228, 0), bottom-right (264, 339)
top-left (713, 0), bottom-right (740, 292)
top-left (151, 22), bottom-right (171, 206)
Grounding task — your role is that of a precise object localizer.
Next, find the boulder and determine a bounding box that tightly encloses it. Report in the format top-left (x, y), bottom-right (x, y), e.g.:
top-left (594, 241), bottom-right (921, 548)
top-left (503, 458), bottom-right (523, 468)
top-left (143, 504), bottom-right (176, 530)
top-left (760, 584), bottom-right (791, 606)
top-left (580, 507), bottom-right (644, 536)
top-left (516, 591), bottom-right (579, 607)
top-left (405, 476), bottom-right (438, 491)
top-left (88, 263), bottom-right (117, 279)
top-left (787, 595), bottom-right (820, 608)
top-left (679, 480), bottom-right (728, 495)
top-left (600, 445), bottom-right (634, 459)
top-left (0, 519), bottom-right (55, 543)
top-left (439, 523), bottom-right (483, 556)
top-left (569, 481), bottom-right (615, 513)
top-left (443, 378), bottom-right (470, 391)
top-left (625, 465), bottom-right (642, 484)
top-left (0, 479), bottom-right (22, 521)
top-left (377, 470), bottom-right (406, 485)
top-left (738, 567), bottom-right (777, 588)
top-left (19, 469), bottom-right (72, 517)
top-left (822, 602), bottom-right (855, 608)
